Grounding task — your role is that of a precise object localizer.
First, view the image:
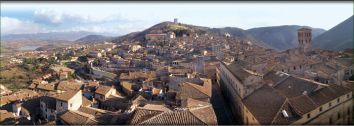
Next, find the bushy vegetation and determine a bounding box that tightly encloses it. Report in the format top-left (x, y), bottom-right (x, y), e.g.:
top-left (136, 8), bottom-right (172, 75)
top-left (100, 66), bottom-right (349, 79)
top-left (168, 24), bottom-right (191, 37)
top-left (1, 57), bottom-right (57, 91)
top-left (0, 67), bottom-right (33, 91)
top-left (349, 75), bottom-right (354, 81)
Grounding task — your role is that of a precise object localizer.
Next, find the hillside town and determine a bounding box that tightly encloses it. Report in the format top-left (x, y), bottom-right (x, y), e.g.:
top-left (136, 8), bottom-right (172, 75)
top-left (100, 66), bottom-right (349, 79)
top-left (0, 19), bottom-right (353, 125)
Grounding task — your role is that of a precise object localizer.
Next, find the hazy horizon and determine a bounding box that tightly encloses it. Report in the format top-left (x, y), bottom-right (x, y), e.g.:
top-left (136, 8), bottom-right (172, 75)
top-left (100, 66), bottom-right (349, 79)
top-left (1, 2), bottom-right (353, 36)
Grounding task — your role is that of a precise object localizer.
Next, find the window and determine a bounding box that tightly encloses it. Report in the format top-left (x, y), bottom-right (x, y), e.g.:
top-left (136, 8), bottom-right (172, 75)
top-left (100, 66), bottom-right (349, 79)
top-left (61, 102), bottom-right (63, 106)
top-left (307, 113), bottom-right (311, 119)
top-left (337, 98), bottom-right (340, 103)
top-left (45, 108), bottom-right (47, 112)
top-left (347, 108), bottom-right (350, 115)
top-left (70, 103), bottom-right (72, 107)
top-left (329, 117), bottom-right (333, 124)
top-left (329, 102), bottom-right (332, 107)
top-left (293, 66), bottom-right (296, 70)
top-left (337, 112), bottom-right (341, 119)
top-left (319, 107), bottom-right (323, 112)
top-left (347, 94), bottom-right (350, 98)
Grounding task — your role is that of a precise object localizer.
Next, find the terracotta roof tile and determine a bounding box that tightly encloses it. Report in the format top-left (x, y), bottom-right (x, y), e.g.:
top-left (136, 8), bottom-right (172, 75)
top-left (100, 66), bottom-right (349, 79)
top-left (57, 80), bottom-right (83, 91)
top-left (59, 110), bottom-right (97, 125)
top-left (37, 83), bottom-right (55, 91)
top-left (0, 110), bottom-right (15, 123)
top-left (243, 85), bottom-right (286, 124)
top-left (129, 102), bottom-right (217, 125)
top-left (56, 90), bottom-right (81, 102)
top-left (95, 85), bottom-right (112, 95)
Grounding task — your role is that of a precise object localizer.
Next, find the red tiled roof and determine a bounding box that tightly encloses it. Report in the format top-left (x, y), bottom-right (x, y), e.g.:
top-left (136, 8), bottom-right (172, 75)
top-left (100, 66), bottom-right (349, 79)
top-left (95, 85), bottom-right (112, 95)
top-left (56, 90), bottom-right (80, 102)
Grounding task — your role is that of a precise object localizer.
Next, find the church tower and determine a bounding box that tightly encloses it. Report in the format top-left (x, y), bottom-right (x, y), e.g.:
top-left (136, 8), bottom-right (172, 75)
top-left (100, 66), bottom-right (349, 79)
top-left (297, 27), bottom-right (312, 53)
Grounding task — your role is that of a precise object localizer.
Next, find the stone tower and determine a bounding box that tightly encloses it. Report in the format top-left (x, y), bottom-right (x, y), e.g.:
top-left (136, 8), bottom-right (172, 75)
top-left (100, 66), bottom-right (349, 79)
top-left (297, 27), bottom-right (312, 53)
top-left (174, 18), bottom-right (178, 24)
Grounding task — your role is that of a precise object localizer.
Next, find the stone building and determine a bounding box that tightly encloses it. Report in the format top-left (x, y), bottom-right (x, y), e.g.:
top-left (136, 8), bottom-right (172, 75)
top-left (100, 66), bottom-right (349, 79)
top-left (55, 90), bottom-right (83, 114)
top-left (216, 61), bottom-right (353, 125)
top-left (297, 27), bottom-right (312, 53)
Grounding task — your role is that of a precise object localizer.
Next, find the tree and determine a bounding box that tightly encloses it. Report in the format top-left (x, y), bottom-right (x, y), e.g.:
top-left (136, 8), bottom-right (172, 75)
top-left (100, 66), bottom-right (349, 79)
top-left (92, 59), bottom-right (102, 67)
top-left (78, 56), bottom-right (88, 62)
top-left (350, 75), bottom-right (354, 81)
top-left (48, 57), bottom-right (56, 64)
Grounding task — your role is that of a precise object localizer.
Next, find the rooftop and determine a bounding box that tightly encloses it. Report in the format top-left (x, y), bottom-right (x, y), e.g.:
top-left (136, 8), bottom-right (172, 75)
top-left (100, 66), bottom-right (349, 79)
top-left (56, 90), bottom-right (81, 102)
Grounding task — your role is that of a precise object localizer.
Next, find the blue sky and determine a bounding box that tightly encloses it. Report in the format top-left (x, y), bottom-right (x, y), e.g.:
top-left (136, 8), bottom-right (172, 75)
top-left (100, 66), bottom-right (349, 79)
top-left (1, 2), bottom-right (353, 36)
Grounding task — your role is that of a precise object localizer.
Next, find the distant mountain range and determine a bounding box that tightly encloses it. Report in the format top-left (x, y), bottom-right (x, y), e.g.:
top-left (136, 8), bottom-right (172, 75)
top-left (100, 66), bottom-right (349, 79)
top-left (247, 26), bottom-right (326, 51)
top-left (1, 31), bottom-right (117, 42)
top-left (1, 31), bottom-right (94, 41)
top-left (75, 35), bottom-right (114, 44)
top-left (2, 16), bottom-right (352, 52)
top-left (312, 16), bottom-right (353, 51)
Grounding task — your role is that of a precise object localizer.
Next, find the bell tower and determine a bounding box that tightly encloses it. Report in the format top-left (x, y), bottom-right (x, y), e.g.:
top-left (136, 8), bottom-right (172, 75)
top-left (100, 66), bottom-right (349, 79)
top-left (297, 27), bottom-right (312, 53)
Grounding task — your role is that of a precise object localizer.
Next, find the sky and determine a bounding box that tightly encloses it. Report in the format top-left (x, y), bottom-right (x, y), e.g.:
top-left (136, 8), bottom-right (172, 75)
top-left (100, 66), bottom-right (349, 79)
top-left (1, 2), bottom-right (353, 36)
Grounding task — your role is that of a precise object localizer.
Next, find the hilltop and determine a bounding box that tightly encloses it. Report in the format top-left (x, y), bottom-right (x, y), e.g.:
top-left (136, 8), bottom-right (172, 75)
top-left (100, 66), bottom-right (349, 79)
top-left (312, 15), bottom-right (353, 51)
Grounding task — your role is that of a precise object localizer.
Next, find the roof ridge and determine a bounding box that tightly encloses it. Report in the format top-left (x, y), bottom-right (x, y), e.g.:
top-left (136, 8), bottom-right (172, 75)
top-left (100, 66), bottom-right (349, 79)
top-left (242, 84), bottom-right (268, 100)
top-left (140, 111), bottom-right (166, 124)
top-left (188, 106), bottom-right (214, 124)
top-left (185, 82), bottom-right (210, 97)
top-left (293, 76), bottom-right (329, 87)
top-left (188, 104), bottom-right (212, 111)
top-left (186, 109), bottom-right (207, 124)
top-left (270, 99), bottom-right (288, 124)
top-left (273, 74), bottom-right (290, 87)
top-left (287, 97), bottom-right (306, 116)
top-left (303, 94), bottom-right (319, 107)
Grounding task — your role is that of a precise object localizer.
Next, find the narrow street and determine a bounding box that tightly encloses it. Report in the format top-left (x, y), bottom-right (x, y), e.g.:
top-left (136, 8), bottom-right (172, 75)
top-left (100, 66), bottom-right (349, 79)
top-left (211, 82), bottom-right (238, 125)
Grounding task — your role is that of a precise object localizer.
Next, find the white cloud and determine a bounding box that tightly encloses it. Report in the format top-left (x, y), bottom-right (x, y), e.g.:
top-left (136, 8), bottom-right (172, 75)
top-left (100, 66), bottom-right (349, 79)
top-left (1, 17), bottom-right (46, 35)
top-left (33, 9), bottom-right (123, 26)
top-left (33, 9), bottom-right (64, 25)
